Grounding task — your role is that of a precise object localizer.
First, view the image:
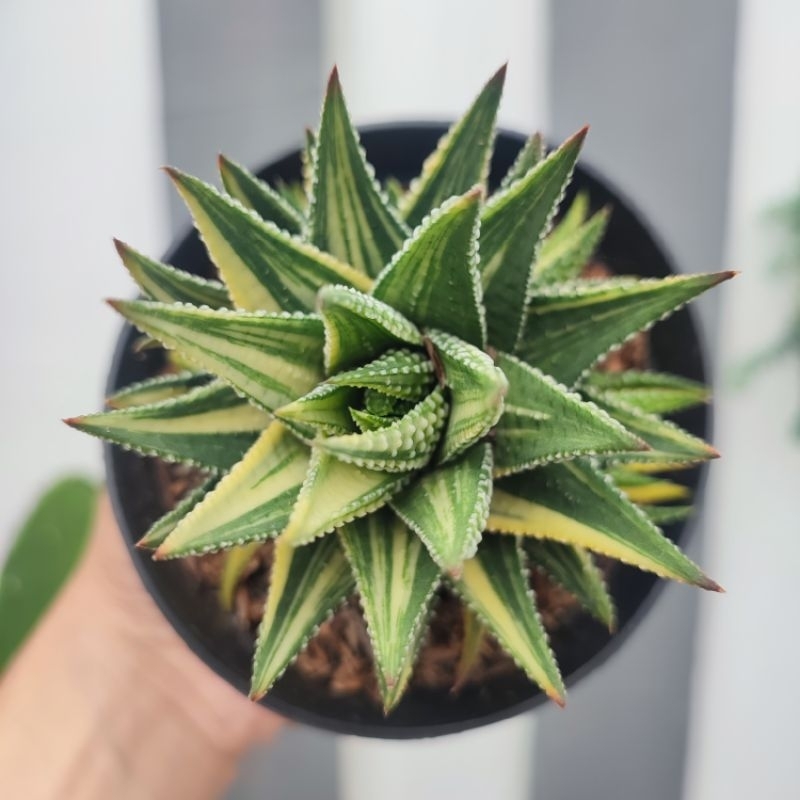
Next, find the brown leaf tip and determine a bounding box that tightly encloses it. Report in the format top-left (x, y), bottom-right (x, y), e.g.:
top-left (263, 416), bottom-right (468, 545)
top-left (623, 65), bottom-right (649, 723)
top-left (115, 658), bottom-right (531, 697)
top-left (327, 65), bottom-right (341, 93)
top-left (488, 62), bottom-right (508, 87)
top-left (697, 575), bottom-right (725, 593)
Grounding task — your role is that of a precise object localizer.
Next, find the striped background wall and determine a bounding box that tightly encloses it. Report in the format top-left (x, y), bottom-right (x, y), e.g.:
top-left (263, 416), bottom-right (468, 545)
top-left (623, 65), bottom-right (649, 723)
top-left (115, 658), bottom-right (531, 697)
top-left (2, 1), bottom-right (797, 798)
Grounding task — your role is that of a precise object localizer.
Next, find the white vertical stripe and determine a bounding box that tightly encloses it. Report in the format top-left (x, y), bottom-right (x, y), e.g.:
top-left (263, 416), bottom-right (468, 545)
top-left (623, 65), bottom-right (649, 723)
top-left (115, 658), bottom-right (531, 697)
top-left (324, 3), bottom-right (548, 797)
top-left (0, 1), bottom-right (168, 556)
top-left (683, 2), bottom-right (800, 798)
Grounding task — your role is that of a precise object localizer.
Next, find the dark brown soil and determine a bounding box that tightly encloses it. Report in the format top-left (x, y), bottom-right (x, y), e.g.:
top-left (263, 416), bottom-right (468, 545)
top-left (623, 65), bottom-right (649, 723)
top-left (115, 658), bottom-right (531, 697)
top-left (156, 259), bottom-right (649, 705)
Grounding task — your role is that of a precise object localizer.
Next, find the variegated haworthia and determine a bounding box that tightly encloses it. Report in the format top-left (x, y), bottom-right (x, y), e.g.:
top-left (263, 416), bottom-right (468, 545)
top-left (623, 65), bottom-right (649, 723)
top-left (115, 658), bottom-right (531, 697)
top-left (68, 67), bottom-right (733, 713)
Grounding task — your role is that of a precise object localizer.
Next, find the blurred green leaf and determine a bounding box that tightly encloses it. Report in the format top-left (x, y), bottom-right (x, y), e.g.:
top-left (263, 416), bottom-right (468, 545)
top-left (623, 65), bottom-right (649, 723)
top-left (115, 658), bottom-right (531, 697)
top-left (0, 477), bottom-right (97, 671)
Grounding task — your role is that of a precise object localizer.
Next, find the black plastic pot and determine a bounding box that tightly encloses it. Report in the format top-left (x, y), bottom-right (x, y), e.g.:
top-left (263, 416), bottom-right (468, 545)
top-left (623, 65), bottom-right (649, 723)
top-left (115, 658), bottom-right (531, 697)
top-left (106, 125), bottom-right (710, 739)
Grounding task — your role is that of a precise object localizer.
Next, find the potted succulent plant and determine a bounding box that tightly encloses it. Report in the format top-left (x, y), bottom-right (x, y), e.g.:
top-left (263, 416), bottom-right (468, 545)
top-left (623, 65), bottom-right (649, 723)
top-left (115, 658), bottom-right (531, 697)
top-left (67, 66), bottom-right (732, 737)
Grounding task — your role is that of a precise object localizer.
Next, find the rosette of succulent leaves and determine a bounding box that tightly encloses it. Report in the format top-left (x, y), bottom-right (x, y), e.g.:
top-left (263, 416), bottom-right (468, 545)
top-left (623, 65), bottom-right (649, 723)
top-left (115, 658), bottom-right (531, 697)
top-left (68, 66), bottom-right (733, 712)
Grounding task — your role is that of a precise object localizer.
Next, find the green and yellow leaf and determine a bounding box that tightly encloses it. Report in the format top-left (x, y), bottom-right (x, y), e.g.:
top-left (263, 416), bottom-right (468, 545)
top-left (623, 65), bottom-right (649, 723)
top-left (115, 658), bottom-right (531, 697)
top-left (427, 329), bottom-right (507, 462)
top-left (480, 128), bottom-right (587, 351)
top-left (218, 154), bottom-right (303, 235)
top-left (643, 505), bottom-right (693, 526)
top-left (401, 65), bottom-right (506, 227)
top-left (454, 535), bottom-right (565, 704)
top-left (281, 451), bottom-right (412, 546)
top-left (167, 168), bottom-right (371, 312)
top-left (106, 372), bottom-right (212, 409)
top-left (339, 510), bottom-right (440, 712)
top-left (275, 383), bottom-right (360, 436)
top-left (452, 606), bottom-right (487, 691)
top-left (155, 422), bottom-right (309, 558)
top-left (524, 540), bottom-right (616, 630)
top-left (518, 272), bottom-right (735, 386)
top-left (114, 239), bottom-right (231, 308)
top-left (219, 542), bottom-right (262, 611)
top-left (250, 536), bottom-right (355, 699)
top-left (328, 349), bottom-right (434, 400)
top-left (308, 68), bottom-right (408, 277)
top-left (108, 300), bottom-right (325, 414)
top-left (66, 382), bottom-right (269, 470)
top-left (374, 189), bottom-right (486, 347)
top-left (500, 131), bottom-right (545, 190)
top-left (582, 369), bottom-right (710, 415)
top-left (391, 442), bottom-right (493, 574)
top-left (488, 459), bottom-right (720, 589)
top-left (609, 468), bottom-right (691, 505)
top-left (317, 285), bottom-right (422, 374)
top-left (493, 353), bottom-right (645, 476)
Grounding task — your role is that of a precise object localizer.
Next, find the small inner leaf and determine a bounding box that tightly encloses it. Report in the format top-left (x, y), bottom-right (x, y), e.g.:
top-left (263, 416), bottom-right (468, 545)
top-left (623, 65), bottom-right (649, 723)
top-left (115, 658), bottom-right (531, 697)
top-left (328, 349), bottom-right (434, 400)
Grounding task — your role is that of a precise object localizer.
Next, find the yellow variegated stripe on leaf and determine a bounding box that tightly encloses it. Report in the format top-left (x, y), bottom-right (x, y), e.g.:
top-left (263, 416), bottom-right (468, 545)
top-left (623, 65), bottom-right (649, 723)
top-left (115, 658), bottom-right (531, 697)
top-left (339, 510), bottom-right (439, 712)
top-left (480, 128), bottom-right (587, 352)
top-left (391, 442), bottom-right (493, 574)
top-left (309, 68), bottom-right (408, 277)
top-left (643, 505), bottom-right (693, 526)
top-left (218, 154), bottom-right (303, 235)
top-left (66, 382), bottom-right (269, 470)
top-left (586, 391), bottom-right (718, 464)
top-left (250, 536), bottom-right (355, 700)
top-left (300, 127), bottom-right (316, 209)
top-left (500, 131), bottom-right (545, 190)
top-left (582, 369), bottom-right (710, 415)
top-left (167, 168), bottom-right (371, 313)
top-left (493, 353), bottom-right (645, 477)
top-left (219, 542), bottom-right (262, 611)
top-left (316, 388), bottom-right (448, 473)
top-left (328, 349), bottom-right (434, 400)
top-left (275, 383), bottom-right (360, 436)
top-left (609, 468), bottom-right (691, 505)
top-left (524, 540), bottom-right (616, 630)
top-left (106, 372), bottom-right (212, 409)
top-left (535, 191), bottom-right (590, 259)
top-left (531, 206), bottom-right (610, 287)
top-left (317, 285), bottom-right (423, 374)
top-left (155, 422), bottom-right (309, 558)
top-left (488, 459), bottom-right (720, 589)
top-left (373, 190), bottom-right (486, 348)
top-left (518, 272), bottom-right (736, 386)
top-left (401, 65), bottom-right (506, 227)
top-left (453, 605), bottom-right (487, 691)
top-left (281, 451), bottom-right (412, 547)
top-left (383, 176), bottom-right (406, 209)
top-left (428, 329), bottom-right (507, 463)
top-left (454, 535), bottom-right (565, 705)
top-left (137, 476), bottom-right (218, 549)
top-left (114, 239), bottom-right (231, 308)
top-left (108, 301), bottom-right (325, 414)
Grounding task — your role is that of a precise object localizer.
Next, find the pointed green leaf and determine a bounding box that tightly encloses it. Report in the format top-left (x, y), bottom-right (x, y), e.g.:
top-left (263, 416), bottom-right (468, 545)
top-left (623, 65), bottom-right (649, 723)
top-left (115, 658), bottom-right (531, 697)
top-left (480, 128), bottom-right (587, 351)
top-left (106, 372), bottom-right (212, 409)
top-left (218, 155), bottom-right (303, 235)
top-left (532, 207), bottom-right (610, 287)
top-left (493, 353), bottom-right (645, 476)
top-left (500, 131), bottom-right (545, 190)
top-left (518, 272), bottom-right (735, 386)
top-left (137, 476), bottom-right (218, 549)
top-left (537, 191), bottom-right (590, 254)
top-left (400, 65), bottom-right (506, 227)
top-left (488, 459), bottom-right (719, 589)
top-left (454, 535), bottom-right (565, 704)
top-left (524, 540), bottom-right (616, 630)
top-left (315, 388), bottom-right (448, 472)
top-left (363, 388), bottom-right (413, 417)
top-left (373, 190), bottom-right (486, 347)
top-left (281, 451), bottom-right (412, 546)
top-left (328, 349), bottom-right (434, 400)
top-left (350, 407), bottom-right (391, 432)
top-left (339, 510), bottom-right (440, 711)
top-left (301, 127), bottom-right (316, 207)
top-left (643, 505), bottom-right (693, 526)
top-left (384, 176), bottom-right (407, 208)
top-left (317, 285), bottom-right (423, 374)
top-left (219, 542), bottom-right (262, 611)
top-left (275, 383), bottom-right (360, 436)
top-left (66, 383), bottom-right (269, 470)
top-left (155, 423), bottom-right (309, 558)
top-left (391, 442), bottom-right (493, 573)
top-left (108, 300), bottom-right (325, 414)
top-left (608, 468), bottom-right (691, 505)
top-left (114, 239), bottom-right (231, 308)
top-left (250, 536), bottom-right (355, 699)
top-left (167, 168), bottom-right (371, 313)
top-left (427, 330), bottom-right (508, 462)
top-left (586, 391), bottom-right (718, 464)
top-left (308, 68), bottom-right (408, 277)
top-left (453, 605), bottom-right (487, 691)
top-left (582, 369), bottom-right (710, 415)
